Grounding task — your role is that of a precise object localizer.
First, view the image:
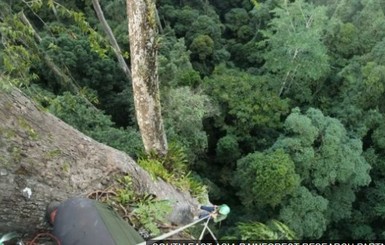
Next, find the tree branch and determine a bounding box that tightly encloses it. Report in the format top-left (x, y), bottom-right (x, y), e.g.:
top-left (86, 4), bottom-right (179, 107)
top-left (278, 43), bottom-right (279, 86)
top-left (19, 12), bottom-right (99, 110)
top-left (92, 0), bottom-right (132, 82)
top-left (19, 12), bottom-right (80, 93)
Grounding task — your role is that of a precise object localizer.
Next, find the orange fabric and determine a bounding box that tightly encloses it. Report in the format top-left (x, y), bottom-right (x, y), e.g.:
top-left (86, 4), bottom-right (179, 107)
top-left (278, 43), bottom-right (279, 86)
top-left (50, 209), bottom-right (58, 224)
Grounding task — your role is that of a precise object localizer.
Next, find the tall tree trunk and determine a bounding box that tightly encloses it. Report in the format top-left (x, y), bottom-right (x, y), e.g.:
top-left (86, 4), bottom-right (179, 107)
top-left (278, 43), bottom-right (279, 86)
top-left (0, 88), bottom-right (197, 234)
top-left (92, 0), bottom-right (132, 81)
top-left (126, 0), bottom-right (168, 156)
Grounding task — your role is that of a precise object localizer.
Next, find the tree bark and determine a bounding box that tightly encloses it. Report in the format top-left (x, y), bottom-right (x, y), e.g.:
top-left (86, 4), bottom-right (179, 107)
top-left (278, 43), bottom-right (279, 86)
top-left (126, 0), bottom-right (168, 156)
top-left (0, 88), bottom-right (198, 234)
top-left (92, 0), bottom-right (132, 81)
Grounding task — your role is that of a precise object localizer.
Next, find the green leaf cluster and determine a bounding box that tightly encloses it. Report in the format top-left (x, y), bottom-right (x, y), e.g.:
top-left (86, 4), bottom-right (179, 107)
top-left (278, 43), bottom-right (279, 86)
top-left (162, 86), bottom-right (216, 162)
top-left (234, 149), bottom-right (300, 208)
top-left (113, 175), bottom-right (172, 237)
top-left (272, 108), bottom-right (371, 238)
top-left (138, 144), bottom-right (208, 201)
top-left (279, 187), bottom-right (328, 238)
top-left (133, 200), bottom-right (172, 236)
top-left (204, 65), bottom-right (289, 136)
top-left (259, 0), bottom-right (329, 101)
top-left (274, 108), bottom-right (371, 191)
top-left (235, 220), bottom-right (296, 240)
top-left (48, 92), bottom-right (143, 157)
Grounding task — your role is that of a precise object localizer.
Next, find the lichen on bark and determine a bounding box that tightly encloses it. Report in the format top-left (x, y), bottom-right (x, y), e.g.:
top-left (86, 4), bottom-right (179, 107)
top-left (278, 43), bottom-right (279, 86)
top-left (126, 0), bottom-right (168, 156)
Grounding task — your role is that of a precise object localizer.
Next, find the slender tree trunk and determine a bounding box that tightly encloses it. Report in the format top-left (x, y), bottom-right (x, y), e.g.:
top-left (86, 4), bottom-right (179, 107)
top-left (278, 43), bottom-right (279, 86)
top-left (92, 0), bottom-right (132, 81)
top-left (19, 12), bottom-right (79, 95)
top-left (19, 12), bottom-right (98, 110)
top-left (126, 0), bottom-right (168, 156)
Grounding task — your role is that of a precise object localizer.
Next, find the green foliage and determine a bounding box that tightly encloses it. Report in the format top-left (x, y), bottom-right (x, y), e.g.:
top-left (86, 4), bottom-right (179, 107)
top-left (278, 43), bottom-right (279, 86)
top-left (259, 0), bottom-right (329, 102)
top-left (138, 158), bottom-right (172, 181)
top-left (89, 127), bottom-right (144, 158)
top-left (4, 0), bottom-right (385, 240)
top-left (0, 75), bottom-right (23, 91)
top-left (133, 200), bottom-right (172, 236)
top-left (160, 6), bottom-right (200, 37)
top-left (204, 65), bottom-right (289, 136)
top-left (47, 92), bottom-right (143, 157)
top-left (159, 4), bottom-right (227, 75)
top-left (234, 149), bottom-right (300, 208)
top-left (114, 175), bottom-right (172, 236)
top-left (216, 134), bottom-right (241, 165)
top-left (185, 14), bottom-right (223, 48)
top-left (336, 60), bottom-right (385, 114)
top-left (250, 0), bottom-right (260, 9)
top-left (138, 144), bottom-right (208, 201)
top-left (144, 142), bottom-right (188, 177)
top-left (349, 224), bottom-right (375, 240)
top-left (352, 0), bottom-right (385, 54)
top-left (235, 220), bottom-right (296, 240)
top-left (39, 27), bottom-right (134, 126)
top-left (185, 174), bottom-right (209, 203)
top-left (279, 187), bottom-right (329, 239)
top-left (0, 8), bottom-right (40, 85)
top-left (372, 122), bottom-right (385, 150)
top-left (325, 21), bottom-right (360, 59)
top-left (224, 8), bottom-right (250, 34)
top-left (272, 108), bottom-right (371, 238)
top-left (115, 175), bottom-right (136, 205)
top-left (274, 107), bottom-right (371, 192)
top-left (189, 35), bottom-right (214, 60)
top-left (223, 7), bottom-right (257, 68)
top-left (284, 109), bottom-right (318, 144)
top-left (162, 87), bottom-right (217, 162)
top-left (51, 1), bottom-right (109, 58)
top-left (159, 36), bottom-right (202, 88)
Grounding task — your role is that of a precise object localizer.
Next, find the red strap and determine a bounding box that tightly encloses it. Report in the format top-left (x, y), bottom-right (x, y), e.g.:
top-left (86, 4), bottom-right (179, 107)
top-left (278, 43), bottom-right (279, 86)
top-left (25, 232), bottom-right (61, 245)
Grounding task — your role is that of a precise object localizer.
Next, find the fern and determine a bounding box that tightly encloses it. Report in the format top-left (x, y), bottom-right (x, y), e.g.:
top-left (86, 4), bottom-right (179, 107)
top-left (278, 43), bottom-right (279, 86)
top-left (138, 142), bottom-right (208, 202)
top-left (138, 158), bottom-right (173, 182)
top-left (133, 200), bottom-right (172, 236)
top-left (236, 220), bottom-right (296, 240)
top-left (162, 142), bottom-right (188, 176)
top-left (269, 219), bottom-right (297, 240)
top-left (182, 173), bottom-right (208, 203)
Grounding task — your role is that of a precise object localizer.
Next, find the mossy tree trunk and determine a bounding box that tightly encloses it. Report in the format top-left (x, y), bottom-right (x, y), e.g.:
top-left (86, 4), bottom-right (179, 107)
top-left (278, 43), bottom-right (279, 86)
top-left (0, 89), bottom-right (197, 235)
top-left (126, 0), bottom-right (168, 156)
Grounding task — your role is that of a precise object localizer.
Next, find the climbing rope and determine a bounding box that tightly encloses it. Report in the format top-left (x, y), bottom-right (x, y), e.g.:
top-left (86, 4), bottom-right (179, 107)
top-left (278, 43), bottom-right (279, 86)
top-left (205, 226), bottom-right (218, 242)
top-left (198, 215), bottom-right (211, 240)
top-left (25, 232), bottom-right (61, 245)
top-left (198, 215), bottom-right (218, 243)
top-left (137, 215), bottom-right (215, 245)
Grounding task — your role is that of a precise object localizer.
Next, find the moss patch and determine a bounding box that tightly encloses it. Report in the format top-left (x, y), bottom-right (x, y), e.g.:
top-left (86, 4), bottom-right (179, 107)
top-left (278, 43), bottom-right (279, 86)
top-left (45, 148), bottom-right (62, 159)
top-left (17, 117), bottom-right (38, 140)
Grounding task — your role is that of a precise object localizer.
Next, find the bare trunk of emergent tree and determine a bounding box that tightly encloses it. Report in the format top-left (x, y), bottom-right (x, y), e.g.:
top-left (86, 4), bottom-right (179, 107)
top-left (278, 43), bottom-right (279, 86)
top-left (0, 88), bottom-right (197, 235)
top-left (126, 0), bottom-right (168, 156)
